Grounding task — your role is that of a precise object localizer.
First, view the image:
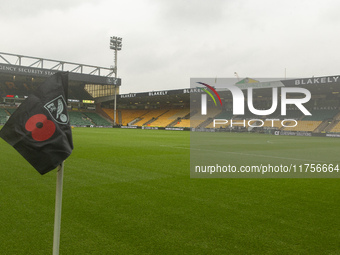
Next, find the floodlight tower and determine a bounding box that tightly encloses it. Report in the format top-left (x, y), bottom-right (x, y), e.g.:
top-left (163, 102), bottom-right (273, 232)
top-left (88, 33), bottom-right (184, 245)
top-left (110, 36), bottom-right (122, 126)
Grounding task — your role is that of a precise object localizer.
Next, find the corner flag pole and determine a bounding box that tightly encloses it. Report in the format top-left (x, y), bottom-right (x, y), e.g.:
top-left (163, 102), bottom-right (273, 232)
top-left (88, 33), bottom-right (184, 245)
top-left (53, 161), bottom-right (64, 255)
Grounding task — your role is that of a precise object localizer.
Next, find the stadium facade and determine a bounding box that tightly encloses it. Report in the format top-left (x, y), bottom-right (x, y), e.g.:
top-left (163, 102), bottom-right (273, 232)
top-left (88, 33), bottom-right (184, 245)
top-left (1, 52), bottom-right (340, 135)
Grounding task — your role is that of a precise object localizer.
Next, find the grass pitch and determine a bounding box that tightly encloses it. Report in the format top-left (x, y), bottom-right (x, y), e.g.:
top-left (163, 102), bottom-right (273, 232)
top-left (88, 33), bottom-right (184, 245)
top-left (191, 131), bottom-right (340, 178)
top-left (0, 128), bottom-right (339, 254)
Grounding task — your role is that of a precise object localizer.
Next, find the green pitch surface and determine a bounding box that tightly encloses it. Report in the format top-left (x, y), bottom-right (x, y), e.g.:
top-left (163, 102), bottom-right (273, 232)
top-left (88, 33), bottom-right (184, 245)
top-left (190, 132), bottom-right (340, 178)
top-left (0, 128), bottom-right (339, 254)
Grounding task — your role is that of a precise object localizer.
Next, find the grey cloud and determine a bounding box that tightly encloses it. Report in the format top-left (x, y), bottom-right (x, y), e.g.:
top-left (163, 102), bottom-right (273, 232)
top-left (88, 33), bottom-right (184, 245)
top-left (1, 0), bottom-right (96, 18)
top-left (155, 0), bottom-right (230, 28)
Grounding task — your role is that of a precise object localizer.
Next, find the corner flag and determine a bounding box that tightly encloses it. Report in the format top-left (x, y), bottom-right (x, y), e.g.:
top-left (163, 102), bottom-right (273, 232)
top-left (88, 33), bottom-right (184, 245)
top-left (0, 72), bottom-right (73, 174)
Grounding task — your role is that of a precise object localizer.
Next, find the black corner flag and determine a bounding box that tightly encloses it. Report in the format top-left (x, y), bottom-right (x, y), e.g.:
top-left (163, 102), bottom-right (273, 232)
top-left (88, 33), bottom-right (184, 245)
top-left (0, 72), bottom-right (73, 175)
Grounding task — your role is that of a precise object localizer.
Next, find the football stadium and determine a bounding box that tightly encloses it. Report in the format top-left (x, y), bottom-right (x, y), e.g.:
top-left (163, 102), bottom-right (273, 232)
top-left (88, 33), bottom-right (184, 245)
top-left (0, 52), bottom-right (340, 254)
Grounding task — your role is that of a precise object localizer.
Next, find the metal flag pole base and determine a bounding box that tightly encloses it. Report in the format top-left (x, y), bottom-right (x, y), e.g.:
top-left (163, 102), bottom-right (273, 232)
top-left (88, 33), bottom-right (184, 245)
top-left (53, 161), bottom-right (64, 255)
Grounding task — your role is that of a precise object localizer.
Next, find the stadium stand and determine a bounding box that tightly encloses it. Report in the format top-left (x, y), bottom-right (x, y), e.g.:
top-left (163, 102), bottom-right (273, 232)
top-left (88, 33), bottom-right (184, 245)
top-left (133, 109), bottom-right (169, 126)
top-left (102, 109), bottom-right (149, 126)
top-left (0, 81), bottom-right (94, 102)
top-left (174, 119), bottom-right (191, 128)
top-left (0, 108), bottom-right (9, 124)
top-left (102, 108), bottom-right (117, 124)
top-left (214, 110), bottom-right (234, 120)
top-left (262, 120), bottom-right (283, 129)
top-left (6, 108), bottom-right (17, 115)
top-left (69, 111), bottom-right (93, 126)
top-left (205, 110), bottom-right (234, 128)
top-left (328, 112), bottom-right (340, 132)
top-left (83, 112), bottom-right (112, 126)
top-left (241, 109), bottom-right (261, 119)
top-left (282, 121), bottom-right (322, 132)
top-left (302, 109), bottom-right (338, 121)
top-left (1, 70), bottom-right (340, 134)
top-left (120, 109), bottom-right (149, 125)
top-left (178, 108), bottom-right (222, 128)
top-left (149, 109), bottom-right (185, 127)
top-left (334, 112), bottom-right (340, 120)
top-left (279, 109), bottom-right (339, 132)
top-left (0, 81), bottom-right (34, 98)
top-left (264, 108), bottom-right (282, 120)
top-left (168, 108), bottom-right (190, 120)
top-left (69, 85), bottom-right (94, 100)
top-left (121, 109), bottom-right (150, 126)
top-left (330, 121), bottom-right (340, 133)
top-left (283, 109), bottom-right (304, 120)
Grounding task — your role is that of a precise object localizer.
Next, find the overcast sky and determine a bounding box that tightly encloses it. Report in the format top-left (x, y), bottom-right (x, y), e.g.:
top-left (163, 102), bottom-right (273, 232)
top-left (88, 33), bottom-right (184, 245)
top-left (1, 0), bottom-right (340, 93)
